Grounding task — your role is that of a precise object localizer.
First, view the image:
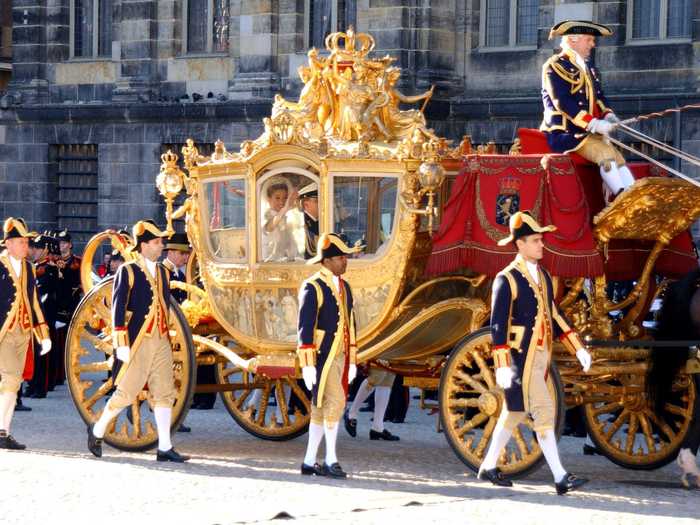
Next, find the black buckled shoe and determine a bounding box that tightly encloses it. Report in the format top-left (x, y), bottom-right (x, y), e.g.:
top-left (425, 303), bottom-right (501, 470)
top-left (301, 462), bottom-right (325, 476)
top-left (322, 462), bottom-right (348, 479)
top-left (14, 402), bottom-right (31, 412)
top-left (555, 472), bottom-right (589, 495)
top-left (87, 424), bottom-right (102, 458)
top-left (478, 467), bottom-right (513, 487)
top-left (0, 434), bottom-right (26, 450)
top-left (157, 448), bottom-right (190, 463)
top-left (582, 443), bottom-right (600, 456)
top-left (177, 424), bottom-right (191, 433)
top-left (369, 429), bottom-right (400, 441)
top-left (343, 411), bottom-right (357, 438)
top-left (681, 472), bottom-right (700, 490)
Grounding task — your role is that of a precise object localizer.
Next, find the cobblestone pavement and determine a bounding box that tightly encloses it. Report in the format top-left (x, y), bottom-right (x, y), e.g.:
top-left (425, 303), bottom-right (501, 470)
top-left (1, 386), bottom-right (698, 525)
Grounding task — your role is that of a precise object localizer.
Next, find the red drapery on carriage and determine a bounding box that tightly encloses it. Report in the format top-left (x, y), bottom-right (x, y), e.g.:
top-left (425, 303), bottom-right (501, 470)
top-left (426, 153), bottom-right (697, 279)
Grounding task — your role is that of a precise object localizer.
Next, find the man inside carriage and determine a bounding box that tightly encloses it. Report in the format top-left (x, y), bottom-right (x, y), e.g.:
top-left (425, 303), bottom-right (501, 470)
top-left (541, 20), bottom-right (635, 200)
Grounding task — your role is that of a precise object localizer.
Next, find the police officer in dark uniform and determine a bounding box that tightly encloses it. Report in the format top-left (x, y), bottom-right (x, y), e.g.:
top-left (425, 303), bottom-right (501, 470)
top-left (25, 233), bottom-right (58, 399)
top-left (54, 229), bottom-right (82, 389)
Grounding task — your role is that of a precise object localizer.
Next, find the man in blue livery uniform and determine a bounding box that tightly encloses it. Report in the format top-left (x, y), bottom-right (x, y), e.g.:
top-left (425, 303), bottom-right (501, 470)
top-left (298, 233), bottom-right (360, 478)
top-left (87, 220), bottom-right (188, 462)
top-left (54, 228), bottom-right (82, 388)
top-left (541, 20), bottom-right (634, 198)
top-left (162, 232), bottom-right (190, 305)
top-left (478, 211), bottom-right (592, 495)
top-left (0, 218), bottom-right (52, 450)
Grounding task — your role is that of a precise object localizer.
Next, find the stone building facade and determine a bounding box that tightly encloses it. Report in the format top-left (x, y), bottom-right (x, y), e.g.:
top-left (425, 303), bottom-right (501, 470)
top-left (0, 0), bottom-right (699, 248)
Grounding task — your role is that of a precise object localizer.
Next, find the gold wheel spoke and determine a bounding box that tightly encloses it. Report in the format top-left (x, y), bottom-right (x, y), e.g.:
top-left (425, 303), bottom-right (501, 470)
top-left (289, 379), bottom-right (311, 412)
top-left (472, 352), bottom-right (495, 389)
top-left (84, 380), bottom-right (114, 410)
top-left (456, 413), bottom-right (487, 438)
top-left (511, 426), bottom-right (531, 458)
top-left (646, 410), bottom-right (676, 442)
top-left (455, 371), bottom-right (486, 394)
top-left (637, 413), bottom-right (656, 451)
top-left (448, 398), bottom-right (480, 410)
top-left (131, 401), bottom-right (141, 439)
top-left (624, 413), bottom-right (638, 454)
top-left (275, 379), bottom-right (291, 427)
top-left (255, 383), bottom-right (271, 426)
top-left (234, 386), bottom-right (252, 409)
top-left (78, 361), bottom-right (111, 374)
top-left (664, 403), bottom-right (687, 417)
top-left (604, 409), bottom-right (629, 441)
top-left (474, 417), bottom-right (496, 457)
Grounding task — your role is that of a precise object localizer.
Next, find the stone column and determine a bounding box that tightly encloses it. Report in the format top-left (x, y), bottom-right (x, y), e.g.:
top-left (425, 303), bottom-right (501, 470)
top-left (9, 0), bottom-right (48, 104)
top-left (228, 0), bottom-right (280, 99)
top-left (113, 0), bottom-right (158, 101)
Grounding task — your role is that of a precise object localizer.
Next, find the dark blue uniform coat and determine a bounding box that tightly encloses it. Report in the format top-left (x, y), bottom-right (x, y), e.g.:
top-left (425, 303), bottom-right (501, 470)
top-left (491, 256), bottom-right (582, 412)
top-left (540, 48), bottom-right (612, 153)
top-left (297, 267), bottom-right (357, 408)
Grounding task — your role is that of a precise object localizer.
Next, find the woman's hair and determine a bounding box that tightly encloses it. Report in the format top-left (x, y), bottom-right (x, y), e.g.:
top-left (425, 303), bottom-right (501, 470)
top-left (266, 183), bottom-right (288, 199)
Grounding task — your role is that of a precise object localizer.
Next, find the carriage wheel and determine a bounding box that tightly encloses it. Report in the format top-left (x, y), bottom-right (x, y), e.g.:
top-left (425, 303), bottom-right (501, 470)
top-left (65, 278), bottom-right (196, 451)
top-left (583, 371), bottom-right (700, 470)
top-left (440, 327), bottom-right (565, 478)
top-left (215, 351), bottom-right (310, 441)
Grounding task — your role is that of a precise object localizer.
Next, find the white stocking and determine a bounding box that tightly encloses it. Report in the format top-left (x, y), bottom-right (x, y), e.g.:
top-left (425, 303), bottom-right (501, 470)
top-left (324, 422), bottom-right (339, 465)
top-left (600, 162), bottom-right (624, 195)
top-left (348, 379), bottom-right (373, 419)
top-left (154, 406), bottom-right (173, 451)
top-left (304, 422), bottom-right (324, 466)
top-left (480, 410), bottom-right (514, 471)
top-left (93, 401), bottom-right (123, 439)
top-left (538, 429), bottom-right (567, 482)
top-left (0, 391), bottom-right (16, 434)
top-left (372, 387), bottom-right (391, 432)
top-left (678, 448), bottom-right (700, 475)
top-left (618, 164), bottom-right (636, 189)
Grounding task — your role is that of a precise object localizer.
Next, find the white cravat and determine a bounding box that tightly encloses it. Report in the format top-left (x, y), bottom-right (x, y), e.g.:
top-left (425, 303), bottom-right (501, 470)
top-left (9, 256), bottom-right (22, 278)
top-left (525, 260), bottom-right (540, 285)
top-left (144, 258), bottom-right (157, 279)
top-left (570, 49), bottom-right (589, 73)
top-left (332, 275), bottom-right (341, 293)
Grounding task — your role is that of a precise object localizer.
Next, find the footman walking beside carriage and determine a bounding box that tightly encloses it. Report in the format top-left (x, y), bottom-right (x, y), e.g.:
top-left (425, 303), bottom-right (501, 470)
top-left (87, 220), bottom-right (188, 462)
top-left (478, 211), bottom-right (592, 495)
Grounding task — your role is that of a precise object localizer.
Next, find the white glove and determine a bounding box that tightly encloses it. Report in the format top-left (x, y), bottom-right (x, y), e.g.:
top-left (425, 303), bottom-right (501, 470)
top-left (55, 321), bottom-right (67, 329)
top-left (302, 366), bottom-right (316, 390)
top-left (604, 113), bottom-right (620, 124)
top-left (348, 364), bottom-right (357, 383)
top-left (40, 338), bottom-right (52, 356)
top-left (116, 346), bottom-right (130, 363)
top-left (576, 348), bottom-right (592, 372)
top-left (495, 367), bottom-right (514, 389)
top-left (587, 118), bottom-right (614, 136)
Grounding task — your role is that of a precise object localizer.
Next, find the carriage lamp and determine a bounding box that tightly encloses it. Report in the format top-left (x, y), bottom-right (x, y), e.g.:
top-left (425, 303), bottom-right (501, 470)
top-left (156, 150), bottom-right (185, 235)
top-left (416, 159), bottom-right (446, 233)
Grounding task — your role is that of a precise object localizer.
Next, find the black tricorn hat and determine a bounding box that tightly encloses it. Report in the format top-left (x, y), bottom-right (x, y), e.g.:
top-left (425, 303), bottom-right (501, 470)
top-left (549, 20), bottom-right (613, 40)
top-left (497, 211), bottom-right (557, 246)
top-left (57, 228), bottom-right (72, 243)
top-left (307, 232), bottom-right (363, 264)
top-left (165, 232), bottom-right (191, 252)
top-left (3, 217), bottom-right (38, 243)
top-left (129, 220), bottom-right (168, 253)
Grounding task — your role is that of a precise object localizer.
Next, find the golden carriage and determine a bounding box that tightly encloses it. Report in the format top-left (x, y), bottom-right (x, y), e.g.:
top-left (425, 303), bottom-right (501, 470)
top-left (66, 29), bottom-right (700, 476)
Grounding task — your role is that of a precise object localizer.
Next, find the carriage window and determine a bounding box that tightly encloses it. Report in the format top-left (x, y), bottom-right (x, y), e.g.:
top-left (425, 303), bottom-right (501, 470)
top-left (333, 175), bottom-right (397, 257)
top-left (203, 178), bottom-right (247, 261)
top-left (258, 172), bottom-right (318, 263)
